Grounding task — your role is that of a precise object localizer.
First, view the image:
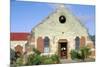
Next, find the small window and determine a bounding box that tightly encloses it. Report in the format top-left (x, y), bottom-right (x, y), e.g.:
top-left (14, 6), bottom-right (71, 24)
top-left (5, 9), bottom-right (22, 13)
top-left (59, 15), bottom-right (66, 23)
top-left (75, 36), bottom-right (80, 50)
top-left (44, 36), bottom-right (50, 53)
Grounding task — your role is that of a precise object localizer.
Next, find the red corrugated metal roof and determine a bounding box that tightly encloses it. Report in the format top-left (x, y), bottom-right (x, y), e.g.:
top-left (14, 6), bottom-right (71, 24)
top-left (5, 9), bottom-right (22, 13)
top-left (10, 32), bottom-right (30, 41)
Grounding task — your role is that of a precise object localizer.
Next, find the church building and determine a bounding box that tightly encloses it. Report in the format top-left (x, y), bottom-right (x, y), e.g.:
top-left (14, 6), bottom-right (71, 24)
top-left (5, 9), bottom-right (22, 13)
top-left (25, 5), bottom-right (95, 59)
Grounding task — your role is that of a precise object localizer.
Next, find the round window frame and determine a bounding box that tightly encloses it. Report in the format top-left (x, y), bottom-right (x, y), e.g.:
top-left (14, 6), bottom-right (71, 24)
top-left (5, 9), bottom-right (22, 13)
top-left (59, 15), bottom-right (66, 23)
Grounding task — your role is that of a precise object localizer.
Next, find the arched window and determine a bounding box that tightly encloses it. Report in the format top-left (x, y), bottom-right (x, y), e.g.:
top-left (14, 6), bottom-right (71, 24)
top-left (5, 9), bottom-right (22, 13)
top-left (44, 36), bottom-right (50, 53)
top-left (75, 36), bottom-right (80, 50)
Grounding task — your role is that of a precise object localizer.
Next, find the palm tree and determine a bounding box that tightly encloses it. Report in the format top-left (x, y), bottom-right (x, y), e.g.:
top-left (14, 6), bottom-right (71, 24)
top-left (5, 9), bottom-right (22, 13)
top-left (70, 46), bottom-right (91, 61)
top-left (80, 46), bottom-right (91, 61)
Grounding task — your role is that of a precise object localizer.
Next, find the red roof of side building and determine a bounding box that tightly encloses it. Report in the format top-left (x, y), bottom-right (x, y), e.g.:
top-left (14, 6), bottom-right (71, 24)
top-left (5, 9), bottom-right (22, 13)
top-left (10, 32), bottom-right (30, 41)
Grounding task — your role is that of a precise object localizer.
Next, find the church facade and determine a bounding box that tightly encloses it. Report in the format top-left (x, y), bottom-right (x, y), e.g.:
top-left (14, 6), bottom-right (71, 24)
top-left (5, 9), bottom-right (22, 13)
top-left (25, 5), bottom-right (95, 59)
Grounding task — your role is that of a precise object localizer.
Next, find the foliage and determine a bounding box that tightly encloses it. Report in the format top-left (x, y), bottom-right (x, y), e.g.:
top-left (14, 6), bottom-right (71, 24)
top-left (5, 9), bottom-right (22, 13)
top-left (27, 54), bottom-right (42, 65)
top-left (50, 54), bottom-right (60, 63)
top-left (26, 48), bottom-right (42, 65)
top-left (70, 50), bottom-right (79, 60)
top-left (32, 54), bottom-right (42, 65)
top-left (27, 54), bottom-right (60, 65)
top-left (41, 54), bottom-right (59, 64)
top-left (80, 46), bottom-right (91, 61)
top-left (10, 48), bottom-right (16, 64)
top-left (70, 46), bottom-right (91, 61)
top-left (33, 48), bottom-right (41, 55)
top-left (42, 57), bottom-right (54, 64)
top-left (26, 54), bottom-right (35, 65)
top-left (26, 48), bottom-right (60, 65)
top-left (89, 35), bottom-right (95, 45)
top-left (16, 57), bottom-right (23, 66)
top-left (10, 48), bottom-right (24, 66)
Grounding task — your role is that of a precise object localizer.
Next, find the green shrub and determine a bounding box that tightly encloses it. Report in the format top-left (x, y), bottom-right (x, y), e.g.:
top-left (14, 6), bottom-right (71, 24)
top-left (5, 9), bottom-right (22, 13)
top-left (26, 48), bottom-right (42, 65)
top-left (50, 54), bottom-right (60, 63)
top-left (70, 50), bottom-right (79, 60)
top-left (16, 57), bottom-right (23, 66)
top-left (26, 54), bottom-right (35, 65)
top-left (80, 46), bottom-right (91, 61)
top-left (42, 57), bottom-right (53, 64)
top-left (32, 54), bottom-right (42, 65)
top-left (70, 46), bottom-right (91, 61)
top-left (27, 48), bottom-right (60, 65)
top-left (41, 54), bottom-right (59, 64)
top-left (33, 48), bottom-right (41, 55)
top-left (27, 54), bottom-right (42, 65)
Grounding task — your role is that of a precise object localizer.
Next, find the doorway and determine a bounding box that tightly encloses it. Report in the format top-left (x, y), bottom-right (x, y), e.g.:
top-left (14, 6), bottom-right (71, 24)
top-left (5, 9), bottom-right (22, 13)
top-left (58, 39), bottom-right (68, 59)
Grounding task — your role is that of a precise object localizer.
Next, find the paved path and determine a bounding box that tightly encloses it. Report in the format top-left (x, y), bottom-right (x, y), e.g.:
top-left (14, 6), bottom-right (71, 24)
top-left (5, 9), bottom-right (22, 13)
top-left (60, 59), bottom-right (95, 64)
top-left (60, 59), bottom-right (79, 64)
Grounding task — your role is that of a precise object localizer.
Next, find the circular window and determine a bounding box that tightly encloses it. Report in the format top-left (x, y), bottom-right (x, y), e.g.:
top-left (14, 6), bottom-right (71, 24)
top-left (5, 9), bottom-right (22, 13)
top-left (59, 15), bottom-right (66, 23)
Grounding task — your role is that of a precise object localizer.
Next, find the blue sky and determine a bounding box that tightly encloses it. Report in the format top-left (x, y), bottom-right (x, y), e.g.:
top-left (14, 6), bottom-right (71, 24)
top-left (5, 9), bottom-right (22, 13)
top-left (10, 0), bottom-right (95, 35)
